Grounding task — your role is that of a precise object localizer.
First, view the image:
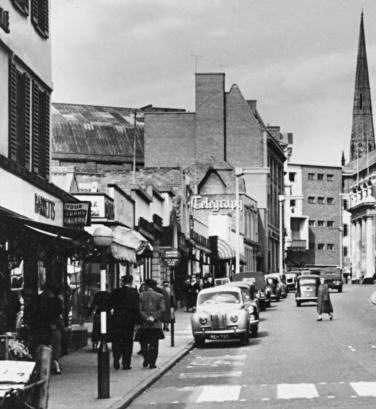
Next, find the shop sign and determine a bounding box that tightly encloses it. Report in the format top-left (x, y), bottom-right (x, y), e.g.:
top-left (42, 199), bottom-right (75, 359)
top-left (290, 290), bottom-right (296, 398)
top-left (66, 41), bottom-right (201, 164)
top-left (35, 194), bottom-right (55, 220)
top-left (190, 195), bottom-right (243, 211)
top-left (165, 258), bottom-right (180, 267)
top-left (163, 249), bottom-right (181, 260)
top-left (73, 194), bottom-right (114, 220)
top-left (63, 202), bottom-right (91, 227)
top-left (0, 6), bottom-right (10, 34)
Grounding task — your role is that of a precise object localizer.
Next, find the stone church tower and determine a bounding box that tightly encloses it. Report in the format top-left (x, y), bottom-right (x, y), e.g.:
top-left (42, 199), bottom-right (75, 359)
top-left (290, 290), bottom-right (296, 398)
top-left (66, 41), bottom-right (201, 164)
top-left (350, 12), bottom-right (375, 162)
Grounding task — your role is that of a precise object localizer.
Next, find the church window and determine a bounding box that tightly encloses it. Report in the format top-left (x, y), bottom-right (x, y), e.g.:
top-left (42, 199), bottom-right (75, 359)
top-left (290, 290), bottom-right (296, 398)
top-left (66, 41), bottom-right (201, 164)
top-left (360, 94), bottom-right (363, 110)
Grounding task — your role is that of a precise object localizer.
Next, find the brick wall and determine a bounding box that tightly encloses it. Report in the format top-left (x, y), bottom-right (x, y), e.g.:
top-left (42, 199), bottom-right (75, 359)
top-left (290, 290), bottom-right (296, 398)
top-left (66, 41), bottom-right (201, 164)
top-left (226, 86), bottom-right (264, 168)
top-left (144, 112), bottom-right (195, 167)
top-left (195, 74), bottom-right (225, 162)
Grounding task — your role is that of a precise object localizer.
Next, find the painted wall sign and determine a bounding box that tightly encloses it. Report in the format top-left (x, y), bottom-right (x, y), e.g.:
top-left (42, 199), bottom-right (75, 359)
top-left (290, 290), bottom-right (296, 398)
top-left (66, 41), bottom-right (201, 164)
top-left (0, 6), bottom-right (10, 33)
top-left (190, 195), bottom-right (243, 211)
top-left (35, 194), bottom-right (55, 220)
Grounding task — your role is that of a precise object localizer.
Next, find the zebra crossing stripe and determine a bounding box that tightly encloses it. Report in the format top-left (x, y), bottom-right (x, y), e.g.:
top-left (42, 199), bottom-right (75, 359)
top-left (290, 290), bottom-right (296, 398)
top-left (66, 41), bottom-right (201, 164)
top-left (179, 371), bottom-right (242, 379)
top-left (197, 385), bottom-right (241, 402)
top-left (350, 382), bottom-right (376, 397)
top-left (277, 383), bottom-right (319, 399)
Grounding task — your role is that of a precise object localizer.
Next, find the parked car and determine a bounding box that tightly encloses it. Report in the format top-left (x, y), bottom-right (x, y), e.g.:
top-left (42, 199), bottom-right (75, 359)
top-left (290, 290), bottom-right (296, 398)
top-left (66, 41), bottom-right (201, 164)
top-left (321, 267), bottom-right (343, 292)
top-left (233, 272), bottom-right (271, 310)
top-left (295, 275), bottom-right (321, 306)
top-left (286, 271), bottom-right (298, 291)
top-left (224, 281), bottom-right (260, 337)
top-left (191, 286), bottom-right (251, 347)
top-left (267, 273), bottom-right (288, 298)
top-left (214, 277), bottom-right (230, 286)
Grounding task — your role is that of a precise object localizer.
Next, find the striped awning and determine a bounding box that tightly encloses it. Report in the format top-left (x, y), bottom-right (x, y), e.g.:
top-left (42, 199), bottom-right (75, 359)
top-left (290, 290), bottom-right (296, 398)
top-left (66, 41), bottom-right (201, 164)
top-left (217, 238), bottom-right (247, 264)
top-left (217, 238), bottom-right (236, 260)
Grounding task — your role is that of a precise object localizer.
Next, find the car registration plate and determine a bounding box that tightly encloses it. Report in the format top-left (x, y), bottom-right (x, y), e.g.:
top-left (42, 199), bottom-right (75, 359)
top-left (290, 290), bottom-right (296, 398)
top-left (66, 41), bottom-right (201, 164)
top-left (210, 334), bottom-right (229, 340)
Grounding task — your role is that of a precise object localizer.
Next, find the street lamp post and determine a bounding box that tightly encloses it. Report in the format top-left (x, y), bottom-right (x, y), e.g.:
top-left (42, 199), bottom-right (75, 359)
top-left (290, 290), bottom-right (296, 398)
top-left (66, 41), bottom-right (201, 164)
top-left (235, 167), bottom-right (243, 276)
top-left (278, 195), bottom-right (285, 274)
top-left (92, 225), bottom-right (113, 400)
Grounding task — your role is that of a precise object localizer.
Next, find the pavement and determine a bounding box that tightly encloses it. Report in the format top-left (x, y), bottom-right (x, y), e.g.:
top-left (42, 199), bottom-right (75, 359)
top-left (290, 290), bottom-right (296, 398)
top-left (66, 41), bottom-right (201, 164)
top-left (48, 310), bottom-right (194, 409)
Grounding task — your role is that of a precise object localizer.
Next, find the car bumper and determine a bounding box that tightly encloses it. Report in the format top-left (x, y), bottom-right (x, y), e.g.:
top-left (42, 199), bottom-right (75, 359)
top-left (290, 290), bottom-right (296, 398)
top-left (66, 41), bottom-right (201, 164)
top-left (193, 328), bottom-right (248, 337)
top-left (250, 319), bottom-right (259, 326)
top-left (296, 297), bottom-right (317, 302)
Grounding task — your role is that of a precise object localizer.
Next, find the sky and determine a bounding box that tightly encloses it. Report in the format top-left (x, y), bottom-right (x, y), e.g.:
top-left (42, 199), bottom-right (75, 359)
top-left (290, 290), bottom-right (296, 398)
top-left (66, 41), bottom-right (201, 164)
top-left (51, 0), bottom-right (376, 167)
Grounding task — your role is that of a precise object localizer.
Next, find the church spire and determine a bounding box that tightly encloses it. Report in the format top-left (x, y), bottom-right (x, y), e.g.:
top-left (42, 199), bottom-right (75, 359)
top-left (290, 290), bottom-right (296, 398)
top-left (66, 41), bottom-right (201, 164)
top-left (350, 12), bottom-right (375, 162)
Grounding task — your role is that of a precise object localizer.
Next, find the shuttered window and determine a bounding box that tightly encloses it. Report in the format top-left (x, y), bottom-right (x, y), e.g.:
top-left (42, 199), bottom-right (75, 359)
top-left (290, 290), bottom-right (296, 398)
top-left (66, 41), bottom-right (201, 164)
top-left (11, 0), bottom-right (29, 16)
top-left (31, 0), bottom-right (48, 38)
top-left (8, 60), bottom-right (31, 169)
top-left (32, 81), bottom-right (50, 179)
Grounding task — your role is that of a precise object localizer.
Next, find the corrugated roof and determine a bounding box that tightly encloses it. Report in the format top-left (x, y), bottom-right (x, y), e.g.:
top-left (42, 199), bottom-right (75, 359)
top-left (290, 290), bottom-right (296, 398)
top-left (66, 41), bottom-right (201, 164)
top-left (51, 103), bottom-right (144, 160)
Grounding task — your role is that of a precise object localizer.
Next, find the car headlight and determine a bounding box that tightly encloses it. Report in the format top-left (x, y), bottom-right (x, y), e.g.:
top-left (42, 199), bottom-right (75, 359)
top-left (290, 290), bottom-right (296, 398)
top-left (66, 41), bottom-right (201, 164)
top-left (230, 314), bottom-right (239, 323)
top-left (199, 316), bottom-right (208, 325)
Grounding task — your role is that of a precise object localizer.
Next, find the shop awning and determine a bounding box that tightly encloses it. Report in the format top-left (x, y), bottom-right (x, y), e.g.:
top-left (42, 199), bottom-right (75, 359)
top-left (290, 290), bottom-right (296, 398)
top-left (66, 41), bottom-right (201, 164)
top-left (85, 225), bottom-right (153, 264)
top-left (217, 237), bottom-right (246, 264)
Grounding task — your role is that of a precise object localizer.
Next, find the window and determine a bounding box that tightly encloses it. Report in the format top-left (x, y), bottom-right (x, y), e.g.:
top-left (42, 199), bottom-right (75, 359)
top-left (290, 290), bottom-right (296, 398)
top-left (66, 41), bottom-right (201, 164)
top-left (317, 173), bottom-right (324, 180)
top-left (8, 61), bottom-right (31, 169)
top-left (8, 58), bottom-right (50, 180)
top-left (327, 197), bottom-right (334, 205)
top-left (343, 199), bottom-right (348, 210)
top-left (290, 199), bottom-right (296, 207)
top-left (11, 0), bottom-right (29, 16)
top-left (327, 174), bottom-right (334, 182)
top-left (308, 197), bottom-right (315, 204)
top-left (31, 0), bottom-right (49, 38)
top-left (308, 173), bottom-right (315, 180)
top-left (309, 220), bottom-right (315, 227)
top-left (327, 244), bottom-right (334, 250)
top-left (344, 247), bottom-right (348, 257)
top-left (318, 243), bottom-right (325, 250)
top-left (317, 197), bottom-right (324, 204)
top-left (327, 221), bottom-right (334, 227)
top-left (318, 220), bottom-right (325, 227)
top-left (289, 172), bottom-right (296, 182)
top-left (343, 224), bottom-right (348, 236)
top-left (309, 242), bottom-right (314, 250)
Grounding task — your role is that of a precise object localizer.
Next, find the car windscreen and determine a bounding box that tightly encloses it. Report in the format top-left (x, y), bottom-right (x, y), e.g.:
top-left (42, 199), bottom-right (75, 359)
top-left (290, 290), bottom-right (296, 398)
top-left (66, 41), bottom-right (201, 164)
top-left (198, 291), bottom-right (241, 305)
top-left (299, 278), bottom-right (317, 286)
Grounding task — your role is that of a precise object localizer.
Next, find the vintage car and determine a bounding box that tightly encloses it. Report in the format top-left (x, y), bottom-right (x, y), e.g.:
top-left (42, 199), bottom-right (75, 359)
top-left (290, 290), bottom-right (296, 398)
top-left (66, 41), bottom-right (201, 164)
top-left (286, 271), bottom-right (298, 291)
top-left (224, 281), bottom-right (260, 337)
top-left (295, 275), bottom-right (321, 306)
top-left (191, 286), bottom-right (252, 346)
top-left (265, 273), bottom-right (288, 300)
top-left (233, 271), bottom-right (271, 310)
top-left (321, 267), bottom-right (343, 292)
top-left (214, 277), bottom-right (230, 286)
top-left (267, 273), bottom-right (288, 298)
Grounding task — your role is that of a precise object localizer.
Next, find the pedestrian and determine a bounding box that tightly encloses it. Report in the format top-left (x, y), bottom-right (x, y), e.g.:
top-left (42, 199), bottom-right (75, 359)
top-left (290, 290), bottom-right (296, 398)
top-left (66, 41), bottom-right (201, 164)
top-left (87, 285), bottom-right (111, 351)
top-left (139, 279), bottom-right (165, 369)
top-left (37, 284), bottom-right (64, 374)
top-left (186, 277), bottom-right (200, 312)
top-left (317, 277), bottom-right (333, 321)
top-left (110, 275), bottom-right (140, 370)
top-left (136, 283), bottom-right (146, 355)
top-left (161, 281), bottom-right (175, 331)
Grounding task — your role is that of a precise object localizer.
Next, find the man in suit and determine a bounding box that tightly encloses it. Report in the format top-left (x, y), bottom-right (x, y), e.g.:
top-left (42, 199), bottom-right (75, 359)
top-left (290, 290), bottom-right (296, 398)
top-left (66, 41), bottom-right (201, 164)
top-left (110, 275), bottom-right (140, 370)
top-left (139, 279), bottom-right (165, 369)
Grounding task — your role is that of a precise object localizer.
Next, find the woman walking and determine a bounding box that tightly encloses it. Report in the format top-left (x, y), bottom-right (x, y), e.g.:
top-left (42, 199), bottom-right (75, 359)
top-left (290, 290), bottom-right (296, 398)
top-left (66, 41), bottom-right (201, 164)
top-left (317, 277), bottom-right (333, 321)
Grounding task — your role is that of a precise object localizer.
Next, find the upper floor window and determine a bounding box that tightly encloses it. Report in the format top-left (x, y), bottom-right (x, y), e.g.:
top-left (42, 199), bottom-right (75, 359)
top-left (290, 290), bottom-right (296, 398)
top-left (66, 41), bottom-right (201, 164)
top-left (308, 173), bottom-right (315, 180)
top-left (317, 197), bottom-right (324, 204)
top-left (289, 172), bottom-right (296, 182)
top-left (327, 197), bottom-right (334, 205)
top-left (31, 0), bottom-right (49, 39)
top-left (327, 221), bottom-right (334, 227)
top-left (344, 246), bottom-right (348, 257)
top-left (317, 173), bottom-right (324, 180)
top-left (343, 199), bottom-right (348, 210)
top-left (309, 220), bottom-right (315, 227)
top-left (318, 243), bottom-right (325, 250)
top-left (327, 174), bottom-right (334, 182)
top-left (318, 220), bottom-right (325, 227)
top-left (11, 0), bottom-right (29, 16)
top-left (327, 244), bottom-right (334, 250)
top-left (343, 224), bottom-right (348, 236)
top-left (8, 59), bottom-right (51, 180)
top-left (290, 199), bottom-right (296, 207)
top-left (308, 197), bottom-right (315, 204)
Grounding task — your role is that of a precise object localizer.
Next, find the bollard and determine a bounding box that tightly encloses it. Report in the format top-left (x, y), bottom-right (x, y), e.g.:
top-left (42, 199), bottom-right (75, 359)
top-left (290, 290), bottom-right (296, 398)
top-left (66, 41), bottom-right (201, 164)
top-left (170, 307), bottom-right (175, 347)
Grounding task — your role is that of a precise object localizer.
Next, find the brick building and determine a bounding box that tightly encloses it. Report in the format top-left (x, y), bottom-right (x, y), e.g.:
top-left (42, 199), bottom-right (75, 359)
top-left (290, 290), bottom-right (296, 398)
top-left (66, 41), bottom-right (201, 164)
top-left (145, 73), bottom-right (288, 273)
top-left (285, 164), bottom-right (342, 268)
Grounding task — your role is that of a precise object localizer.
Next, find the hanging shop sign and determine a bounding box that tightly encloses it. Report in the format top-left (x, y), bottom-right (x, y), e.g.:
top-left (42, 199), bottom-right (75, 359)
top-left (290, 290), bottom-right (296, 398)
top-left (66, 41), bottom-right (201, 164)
top-left (190, 195), bottom-right (243, 211)
top-left (63, 202), bottom-right (91, 228)
top-left (35, 194), bottom-right (55, 220)
top-left (163, 249), bottom-right (181, 267)
top-left (73, 193), bottom-right (114, 220)
top-left (0, 6), bottom-right (10, 33)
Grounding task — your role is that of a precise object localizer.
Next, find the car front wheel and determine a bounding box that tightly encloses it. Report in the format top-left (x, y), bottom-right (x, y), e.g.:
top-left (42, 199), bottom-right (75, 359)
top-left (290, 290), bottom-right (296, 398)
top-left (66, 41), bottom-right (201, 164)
top-left (296, 301), bottom-right (301, 307)
top-left (250, 326), bottom-right (258, 338)
top-left (194, 336), bottom-right (205, 348)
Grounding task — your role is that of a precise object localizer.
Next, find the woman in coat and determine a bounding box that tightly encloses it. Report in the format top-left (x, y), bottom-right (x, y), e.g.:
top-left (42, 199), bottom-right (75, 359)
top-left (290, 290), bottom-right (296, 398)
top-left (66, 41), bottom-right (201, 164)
top-left (317, 277), bottom-right (333, 321)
